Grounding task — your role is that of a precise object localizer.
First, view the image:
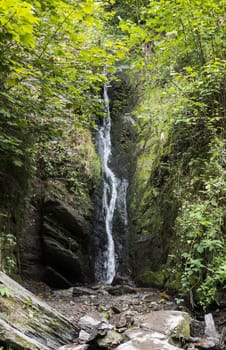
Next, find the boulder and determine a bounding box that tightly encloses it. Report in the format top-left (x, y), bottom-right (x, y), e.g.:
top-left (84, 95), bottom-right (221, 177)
top-left (115, 310), bottom-right (191, 350)
top-left (78, 312), bottom-right (112, 343)
top-left (0, 272), bottom-right (78, 349)
top-left (140, 310), bottom-right (191, 339)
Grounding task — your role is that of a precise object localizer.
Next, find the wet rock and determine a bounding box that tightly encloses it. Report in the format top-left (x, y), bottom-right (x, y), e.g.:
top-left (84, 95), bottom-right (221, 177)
top-left (0, 272), bottom-right (78, 350)
top-left (196, 313), bottom-right (221, 349)
top-left (113, 273), bottom-right (135, 287)
top-left (112, 313), bottom-right (127, 328)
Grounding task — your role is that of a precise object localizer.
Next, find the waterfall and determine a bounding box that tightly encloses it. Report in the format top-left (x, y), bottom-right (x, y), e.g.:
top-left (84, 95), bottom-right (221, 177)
top-left (96, 83), bottom-right (118, 284)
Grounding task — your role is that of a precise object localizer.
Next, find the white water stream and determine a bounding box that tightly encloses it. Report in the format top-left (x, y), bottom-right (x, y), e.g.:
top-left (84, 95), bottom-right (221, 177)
top-left (97, 84), bottom-right (118, 284)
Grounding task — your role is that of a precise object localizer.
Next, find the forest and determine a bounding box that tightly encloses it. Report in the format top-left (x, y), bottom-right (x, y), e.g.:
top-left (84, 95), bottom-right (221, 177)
top-left (0, 1), bottom-right (225, 346)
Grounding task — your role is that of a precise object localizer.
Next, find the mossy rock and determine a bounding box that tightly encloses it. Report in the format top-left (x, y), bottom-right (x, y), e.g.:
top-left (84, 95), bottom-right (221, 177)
top-left (0, 272), bottom-right (78, 350)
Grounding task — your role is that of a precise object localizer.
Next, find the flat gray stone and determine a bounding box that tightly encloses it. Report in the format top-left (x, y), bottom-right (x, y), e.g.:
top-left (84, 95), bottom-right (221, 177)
top-left (116, 335), bottom-right (182, 350)
top-left (125, 328), bottom-right (167, 341)
top-left (115, 311), bottom-right (192, 350)
top-left (79, 312), bottom-right (103, 330)
top-left (58, 344), bottom-right (89, 350)
top-left (140, 310), bottom-right (191, 338)
top-left (79, 329), bottom-right (97, 342)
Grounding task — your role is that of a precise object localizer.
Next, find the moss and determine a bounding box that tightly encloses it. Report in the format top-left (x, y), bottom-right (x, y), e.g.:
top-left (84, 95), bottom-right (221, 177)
top-left (136, 269), bottom-right (166, 288)
top-left (168, 313), bottom-right (191, 346)
top-left (164, 274), bottom-right (182, 291)
top-left (129, 84), bottom-right (183, 288)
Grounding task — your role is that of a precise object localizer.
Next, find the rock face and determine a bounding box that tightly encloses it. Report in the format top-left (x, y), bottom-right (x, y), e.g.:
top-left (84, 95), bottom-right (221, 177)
top-left (0, 272), bottom-right (78, 349)
top-left (42, 197), bottom-right (91, 287)
top-left (19, 125), bottom-right (101, 288)
top-left (21, 179), bottom-right (94, 288)
top-left (20, 205), bottom-right (45, 281)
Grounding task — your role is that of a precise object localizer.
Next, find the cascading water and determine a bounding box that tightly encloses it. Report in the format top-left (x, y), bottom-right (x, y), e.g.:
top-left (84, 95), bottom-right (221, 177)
top-left (96, 83), bottom-right (118, 284)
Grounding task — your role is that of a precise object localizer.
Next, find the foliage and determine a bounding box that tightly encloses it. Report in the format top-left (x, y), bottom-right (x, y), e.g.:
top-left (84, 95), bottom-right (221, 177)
top-left (0, 0), bottom-right (126, 274)
top-left (125, 0), bottom-right (226, 308)
top-left (0, 284), bottom-right (11, 297)
top-left (0, 0), bottom-right (225, 309)
top-left (38, 125), bottom-right (101, 200)
top-left (0, 232), bottom-right (17, 274)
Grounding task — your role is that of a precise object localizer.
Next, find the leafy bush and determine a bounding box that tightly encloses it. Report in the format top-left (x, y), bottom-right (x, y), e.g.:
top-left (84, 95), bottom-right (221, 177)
top-left (0, 284), bottom-right (11, 298)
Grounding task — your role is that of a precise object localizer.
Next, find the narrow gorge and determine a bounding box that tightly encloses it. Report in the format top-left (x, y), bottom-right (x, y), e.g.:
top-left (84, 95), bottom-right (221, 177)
top-left (0, 0), bottom-right (225, 349)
